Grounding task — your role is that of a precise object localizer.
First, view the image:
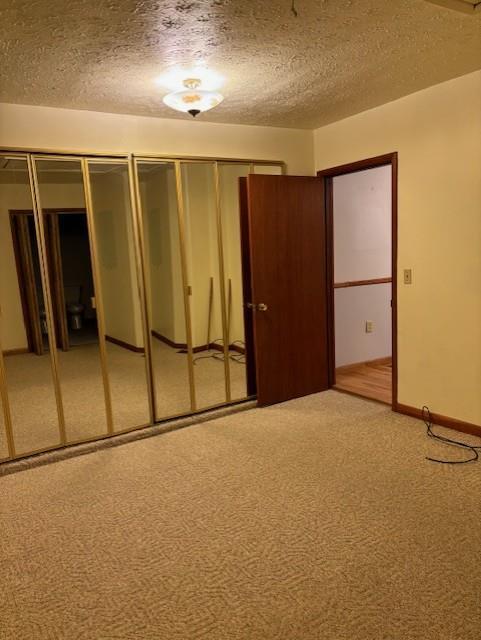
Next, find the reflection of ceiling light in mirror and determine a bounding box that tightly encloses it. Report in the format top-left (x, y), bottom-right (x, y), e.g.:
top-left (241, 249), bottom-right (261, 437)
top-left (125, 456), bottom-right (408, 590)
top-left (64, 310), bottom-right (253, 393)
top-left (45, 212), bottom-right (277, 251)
top-left (161, 74), bottom-right (225, 117)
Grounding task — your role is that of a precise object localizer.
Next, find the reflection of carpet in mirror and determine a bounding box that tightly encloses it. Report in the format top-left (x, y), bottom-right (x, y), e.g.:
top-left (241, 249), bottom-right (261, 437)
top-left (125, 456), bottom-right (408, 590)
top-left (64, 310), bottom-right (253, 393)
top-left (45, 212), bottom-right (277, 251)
top-left (1, 340), bottom-right (247, 457)
top-left (152, 339), bottom-right (248, 418)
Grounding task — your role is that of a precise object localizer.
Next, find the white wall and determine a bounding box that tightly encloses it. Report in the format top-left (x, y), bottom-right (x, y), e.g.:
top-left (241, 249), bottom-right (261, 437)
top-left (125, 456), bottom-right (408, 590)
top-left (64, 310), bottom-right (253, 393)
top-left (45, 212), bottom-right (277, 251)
top-left (182, 163), bottom-right (221, 349)
top-left (91, 169), bottom-right (144, 348)
top-left (315, 70), bottom-right (481, 424)
top-left (334, 166), bottom-right (392, 282)
top-left (335, 285), bottom-right (392, 367)
top-left (0, 103), bottom-right (314, 175)
top-left (333, 166), bottom-right (392, 367)
top-left (140, 164), bottom-right (186, 345)
top-left (0, 177), bottom-right (32, 351)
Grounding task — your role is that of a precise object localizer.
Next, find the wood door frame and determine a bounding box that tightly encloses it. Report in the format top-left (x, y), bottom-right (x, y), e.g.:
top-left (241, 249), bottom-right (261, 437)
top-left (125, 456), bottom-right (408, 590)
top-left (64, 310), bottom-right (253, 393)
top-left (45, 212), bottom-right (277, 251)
top-left (8, 208), bottom-right (87, 353)
top-left (317, 152), bottom-right (398, 408)
top-left (238, 177), bottom-right (257, 397)
top-left (9, 211), bottom-right (44, 355)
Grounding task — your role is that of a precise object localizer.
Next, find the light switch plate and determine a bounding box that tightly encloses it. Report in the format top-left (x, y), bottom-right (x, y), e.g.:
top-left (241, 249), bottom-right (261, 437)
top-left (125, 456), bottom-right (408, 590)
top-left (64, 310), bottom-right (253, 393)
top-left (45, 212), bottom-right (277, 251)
top-left (403, 269), bottom-right (413, 285)
top-left (365, 321), bottom-right (373, 333)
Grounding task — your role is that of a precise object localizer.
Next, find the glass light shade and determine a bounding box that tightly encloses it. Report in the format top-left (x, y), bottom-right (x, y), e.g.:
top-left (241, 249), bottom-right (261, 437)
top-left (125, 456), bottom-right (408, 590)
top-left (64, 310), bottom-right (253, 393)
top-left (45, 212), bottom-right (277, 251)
top-left (157, 67), bottom-right (224, 92)
top-left (163, 90), bottom-right (224, 114)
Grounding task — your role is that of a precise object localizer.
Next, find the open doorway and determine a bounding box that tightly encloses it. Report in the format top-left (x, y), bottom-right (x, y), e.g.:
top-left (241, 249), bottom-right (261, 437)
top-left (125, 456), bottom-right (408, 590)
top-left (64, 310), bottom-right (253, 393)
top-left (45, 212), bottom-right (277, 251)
top-left (9, 208), bottom-right (98, 354)
top-left (318, 154), bottom-right (398, 407)
top-left (46, 210), bottom-right (98, 349)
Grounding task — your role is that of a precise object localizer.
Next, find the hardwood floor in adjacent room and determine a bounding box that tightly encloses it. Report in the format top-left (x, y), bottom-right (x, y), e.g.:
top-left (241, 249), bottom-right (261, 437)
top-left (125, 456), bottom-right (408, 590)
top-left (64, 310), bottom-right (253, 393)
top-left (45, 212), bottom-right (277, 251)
top-left (334, 357), bottom-right (392, 405)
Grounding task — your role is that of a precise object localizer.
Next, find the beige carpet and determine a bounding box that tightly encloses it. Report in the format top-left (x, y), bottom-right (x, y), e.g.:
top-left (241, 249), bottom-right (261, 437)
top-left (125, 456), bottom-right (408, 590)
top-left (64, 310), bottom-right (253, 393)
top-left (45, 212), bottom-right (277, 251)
top-left (1, 340), bottom-right (247, 456)
top-left (1, 391), bottom-right (480, 639)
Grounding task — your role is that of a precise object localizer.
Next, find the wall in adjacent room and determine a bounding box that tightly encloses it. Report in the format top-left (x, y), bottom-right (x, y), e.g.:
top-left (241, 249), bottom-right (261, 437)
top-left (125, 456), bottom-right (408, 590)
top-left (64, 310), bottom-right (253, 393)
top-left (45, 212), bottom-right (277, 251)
top-left (333, 166), bottom-right (392, 368)
top-left (315, 70), bottom-right (481, 424)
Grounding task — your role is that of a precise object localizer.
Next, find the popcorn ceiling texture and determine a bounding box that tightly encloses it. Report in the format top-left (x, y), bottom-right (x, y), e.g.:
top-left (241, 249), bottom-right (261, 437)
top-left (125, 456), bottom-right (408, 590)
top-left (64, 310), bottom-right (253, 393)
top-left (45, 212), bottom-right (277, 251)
top-left (0, 0), bottom-right (480, 129)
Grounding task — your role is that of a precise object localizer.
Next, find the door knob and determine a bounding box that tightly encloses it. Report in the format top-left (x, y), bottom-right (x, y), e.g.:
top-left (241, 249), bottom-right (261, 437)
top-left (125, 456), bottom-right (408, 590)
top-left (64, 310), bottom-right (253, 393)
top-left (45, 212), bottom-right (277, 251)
top-left (246, 302), bottom-right (255, 309)
top-left (257, 303), bottom-right (268, 312)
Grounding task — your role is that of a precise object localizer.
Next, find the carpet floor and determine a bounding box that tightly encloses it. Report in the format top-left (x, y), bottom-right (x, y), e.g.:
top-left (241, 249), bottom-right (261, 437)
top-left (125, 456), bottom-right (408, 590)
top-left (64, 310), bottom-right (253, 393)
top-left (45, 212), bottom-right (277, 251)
top-left (1, 391), bottom-right (480, 639)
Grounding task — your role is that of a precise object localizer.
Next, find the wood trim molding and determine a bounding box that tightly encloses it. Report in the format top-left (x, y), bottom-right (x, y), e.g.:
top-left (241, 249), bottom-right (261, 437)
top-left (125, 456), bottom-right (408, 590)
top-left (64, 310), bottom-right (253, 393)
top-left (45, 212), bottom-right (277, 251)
top-left (424, 0), bottom-right (481, 15)
top-left (394, 403), bottom-right (481, 439)
top-left (151, 330), bottom-right (184, 350)
top-left (2, 348), bottom-right (30, 357)
top-left (105, 335), bottom-right (145, 353)
top-left (334, 277), bottom-right (392, 289)
top-left (336, 356), bottom-right (392, 374)
top-left (317, 153), bottom-right (397, 178)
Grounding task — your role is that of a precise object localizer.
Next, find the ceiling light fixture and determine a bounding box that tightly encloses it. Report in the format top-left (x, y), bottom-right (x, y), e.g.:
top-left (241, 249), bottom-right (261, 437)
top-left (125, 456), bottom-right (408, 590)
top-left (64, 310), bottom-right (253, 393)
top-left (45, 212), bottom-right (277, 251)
top-left (163, 77), bottom-right (224, 118)
top-left (159, 69), bottom-right (225, 118)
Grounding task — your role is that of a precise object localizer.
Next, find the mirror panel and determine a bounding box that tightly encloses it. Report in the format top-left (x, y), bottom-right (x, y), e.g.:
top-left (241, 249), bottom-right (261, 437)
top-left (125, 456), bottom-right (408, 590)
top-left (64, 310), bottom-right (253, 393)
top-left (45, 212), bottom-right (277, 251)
top-left (137, 161), bottom-right (192, 420)
top-left (88, 161), bottom-right (150, 431)
top-left (181, 162), bottom-right (228, 410)
top-left (218, 163), bottom-right (250, 401)
top-left (0, 370), bottom-right (9, 459)
top-left (0, 155), bottom-right (62, 454)
top-left (34, 158), bottom-right (108, 442)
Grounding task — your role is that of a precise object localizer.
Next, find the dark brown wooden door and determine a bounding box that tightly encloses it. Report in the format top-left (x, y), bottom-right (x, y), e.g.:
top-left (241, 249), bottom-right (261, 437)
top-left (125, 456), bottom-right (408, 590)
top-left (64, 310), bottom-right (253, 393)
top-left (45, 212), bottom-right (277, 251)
top-left (44, 213), bottom-right (70, 351)
top-left (9, 213), bottom-right (44, 355)
top-left (245, 174), bottom-right (329, 406)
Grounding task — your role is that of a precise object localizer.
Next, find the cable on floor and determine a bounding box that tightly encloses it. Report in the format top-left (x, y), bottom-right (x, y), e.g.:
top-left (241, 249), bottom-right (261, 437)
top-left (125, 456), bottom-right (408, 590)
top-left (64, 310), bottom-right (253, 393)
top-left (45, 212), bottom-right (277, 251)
top-left (423, 405), bottom-right (481, 464)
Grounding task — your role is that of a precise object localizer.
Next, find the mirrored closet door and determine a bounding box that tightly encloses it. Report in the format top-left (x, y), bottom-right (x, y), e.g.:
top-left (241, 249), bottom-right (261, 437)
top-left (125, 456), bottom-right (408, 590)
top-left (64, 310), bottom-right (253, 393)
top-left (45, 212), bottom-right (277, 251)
top-left (0, 357), bottom-right (11, 460)
top-left (33, 157), bottom-right (110, 443)
top-left (218, 163), bottom-right (251, 402)
top-left (181, 161), bottom-right (230, 411)
top-left (0, 154), bottom-right (63, 455)
top-left (135, 160), bottom-right (193, 421)
top-left (86, 160), bottom-right (151, 431)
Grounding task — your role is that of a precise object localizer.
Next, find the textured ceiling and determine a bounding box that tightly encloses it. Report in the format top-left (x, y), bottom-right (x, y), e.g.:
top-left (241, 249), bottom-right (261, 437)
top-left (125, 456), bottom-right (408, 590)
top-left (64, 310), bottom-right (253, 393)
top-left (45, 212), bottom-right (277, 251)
top-left (0, 0), bottom-right (480, 129)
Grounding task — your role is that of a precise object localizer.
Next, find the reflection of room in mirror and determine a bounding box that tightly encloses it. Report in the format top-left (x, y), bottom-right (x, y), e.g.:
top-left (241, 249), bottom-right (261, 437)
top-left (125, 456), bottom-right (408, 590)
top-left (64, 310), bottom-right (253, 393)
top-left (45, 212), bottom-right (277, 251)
top-left (182, 162), bottom-right (229, 410)
top-left (0, 381), bottom-right (9, 460)
top-left (0, 154), bottom-right (281, 461)
top-left (34, 159), bottom-right (109, 443)
top-left (137, 161), bottom-right (192, 420)
top-left (0, 156), bottom-right (62, 454)
top-left (89, 161), bottom-right (150, 431)
top-left (218, 163), bottom-right (250, 401)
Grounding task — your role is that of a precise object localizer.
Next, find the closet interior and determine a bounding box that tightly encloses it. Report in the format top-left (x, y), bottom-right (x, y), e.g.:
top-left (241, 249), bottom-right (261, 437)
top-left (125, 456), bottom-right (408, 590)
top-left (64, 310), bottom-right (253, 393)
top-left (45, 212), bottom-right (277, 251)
top-left (0, 152), bottom-right (283, 462)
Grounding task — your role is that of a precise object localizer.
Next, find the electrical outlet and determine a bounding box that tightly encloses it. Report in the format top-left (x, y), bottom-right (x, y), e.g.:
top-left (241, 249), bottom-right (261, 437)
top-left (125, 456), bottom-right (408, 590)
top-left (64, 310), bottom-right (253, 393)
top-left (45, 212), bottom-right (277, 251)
top-left (365, 321), bottom-right (373, 333)
top-left (404, 269), bottom-right (413, 285)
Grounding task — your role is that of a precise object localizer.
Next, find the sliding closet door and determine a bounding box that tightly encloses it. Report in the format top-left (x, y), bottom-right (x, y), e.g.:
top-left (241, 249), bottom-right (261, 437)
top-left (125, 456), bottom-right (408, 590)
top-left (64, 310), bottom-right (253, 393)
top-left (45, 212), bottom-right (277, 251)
top-left (181, 161), bottom-right (230, 410)
top-left (33, 157), bottom-right (110, 442)
top-left (135, 160), bottom-right (193, 420)
top-left (0, 360), bottom-right (10, 460)
top-left (86, 160), bottom-right (151, 431)
top-left (218, 163), bottom-right (251, 401)
top-left (0, 155), bottom-right (63, 455)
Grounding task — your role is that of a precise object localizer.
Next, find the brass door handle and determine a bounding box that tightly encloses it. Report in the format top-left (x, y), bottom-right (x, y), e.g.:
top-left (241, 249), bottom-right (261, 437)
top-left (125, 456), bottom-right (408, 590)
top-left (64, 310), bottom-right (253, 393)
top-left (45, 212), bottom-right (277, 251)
top-left (257, 303), bottom-right (268, 312)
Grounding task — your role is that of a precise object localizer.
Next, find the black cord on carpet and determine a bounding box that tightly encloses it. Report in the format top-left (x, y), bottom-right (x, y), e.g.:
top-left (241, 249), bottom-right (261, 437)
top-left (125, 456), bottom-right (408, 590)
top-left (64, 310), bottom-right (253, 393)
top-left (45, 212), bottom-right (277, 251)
top-left (423, 406), bottom-right (481, 465)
